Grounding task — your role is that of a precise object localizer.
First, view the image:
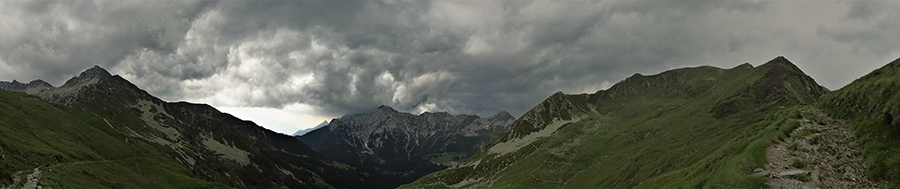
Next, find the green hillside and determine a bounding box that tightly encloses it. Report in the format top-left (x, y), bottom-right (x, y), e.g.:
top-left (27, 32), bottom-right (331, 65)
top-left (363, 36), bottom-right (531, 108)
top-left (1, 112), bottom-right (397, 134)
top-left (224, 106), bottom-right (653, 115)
top-left (0, 89), bottom-right (226, 188)
top-left (820, 57), bottom-right (900, 187)
top-left (402, 56), bottom-right (828, 188)
top-left (1, 66), bottom-right (384, 188)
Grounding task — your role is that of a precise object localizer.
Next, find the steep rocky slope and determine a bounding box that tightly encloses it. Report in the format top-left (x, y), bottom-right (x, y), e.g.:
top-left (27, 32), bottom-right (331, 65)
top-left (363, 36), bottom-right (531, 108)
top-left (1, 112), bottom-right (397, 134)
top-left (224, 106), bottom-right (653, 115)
top-left (298, 106), bottom-right (514, 187)
top-left (0, 87), bottom-right (226, 188)
top-left (0, 66), bottom-right (108, 105)
top-left (820, 57), bottom-right (900, 188)
top-left (1, 66), bottom-right (385, 188)
top-left (402, 56), bottom-right (828, 188)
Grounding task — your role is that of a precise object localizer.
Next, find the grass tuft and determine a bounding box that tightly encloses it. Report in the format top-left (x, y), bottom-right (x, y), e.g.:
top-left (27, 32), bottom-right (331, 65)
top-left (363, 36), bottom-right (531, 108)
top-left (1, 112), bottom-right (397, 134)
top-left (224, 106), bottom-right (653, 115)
top-left (791, 157), bottom-right (807, 168)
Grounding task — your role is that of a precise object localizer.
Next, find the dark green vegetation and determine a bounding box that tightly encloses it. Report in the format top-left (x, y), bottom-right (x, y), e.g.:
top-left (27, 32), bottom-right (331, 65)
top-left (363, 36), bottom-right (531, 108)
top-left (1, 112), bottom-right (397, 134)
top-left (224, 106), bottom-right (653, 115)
top-left (402, 57), bottom-right (828, 188)
top-left (299, 106), bottom-right (514, 187)
top-left (0, 89), bottom-right (224, 188)
top-left (820, 57), bottom-right (900, 187)
top-left (1, 66), bottom-right (384, 188)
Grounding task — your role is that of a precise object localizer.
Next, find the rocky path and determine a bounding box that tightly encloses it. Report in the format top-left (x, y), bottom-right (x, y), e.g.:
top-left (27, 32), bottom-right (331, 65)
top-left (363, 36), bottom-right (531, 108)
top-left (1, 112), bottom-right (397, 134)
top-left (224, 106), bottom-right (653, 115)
top-left (765, 107), bottom-right (880, 188)
top-left (2, 167), bottom-right (40, 189)
top-left (22, 168), bottom-right (40, 189)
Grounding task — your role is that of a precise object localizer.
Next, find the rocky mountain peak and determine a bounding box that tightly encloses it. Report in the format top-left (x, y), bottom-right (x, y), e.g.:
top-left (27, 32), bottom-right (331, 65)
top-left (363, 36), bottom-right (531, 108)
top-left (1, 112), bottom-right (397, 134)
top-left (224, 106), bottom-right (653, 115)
top-left (421, 111), bottom-right (452, 117)
top-left (298, 107), bottom-right (515, 187)
top-left (27, 79), bottom-right (52, 87)
top-left (86, 65), bottom-right (111, 76)
top-left (62, 65), bottom-right (112, 87)
top-left (491, 111), bottom-right (514, 119)
top-left (375, 105), bottom-right (398, 113)
top-left (760, 56), bottom-right (803, 73)
top-left (0, 79), bottom-right (54, 95)
top-left (0, 65), bottom-right (135, 105)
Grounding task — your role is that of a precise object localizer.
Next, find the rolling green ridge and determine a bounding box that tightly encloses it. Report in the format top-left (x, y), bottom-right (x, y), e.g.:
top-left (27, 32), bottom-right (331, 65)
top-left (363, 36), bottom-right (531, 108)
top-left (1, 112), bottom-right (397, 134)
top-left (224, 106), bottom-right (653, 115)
top-left (1, 66), bottom-right (385, 188)
top-left (0, 89), bottom-right (226, 188)
top-left (401, 56), bottom-right (828, 188)
top-left (820, 57), bottom-right (900, 188)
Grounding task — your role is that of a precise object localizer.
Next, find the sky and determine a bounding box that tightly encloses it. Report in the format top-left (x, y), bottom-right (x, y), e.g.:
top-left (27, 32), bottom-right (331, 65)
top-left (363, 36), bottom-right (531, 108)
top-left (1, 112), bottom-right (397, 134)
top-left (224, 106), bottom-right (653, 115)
top-left (1, 0), bottom-right (899, 135)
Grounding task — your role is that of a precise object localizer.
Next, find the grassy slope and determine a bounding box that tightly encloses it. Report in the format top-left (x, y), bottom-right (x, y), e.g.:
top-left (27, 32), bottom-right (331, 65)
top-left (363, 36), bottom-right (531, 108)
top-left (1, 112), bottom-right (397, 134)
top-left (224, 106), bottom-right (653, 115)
top-left (63, 75), bottom-right (382, 188)
top-left (402, 57), bottom-right (825, 188)
top-left (819, 58), bottom-right (900, 188)
top-left (0, 89), bottom-right (226, 188)
top-left (2, 68), bottom-right (385, 188)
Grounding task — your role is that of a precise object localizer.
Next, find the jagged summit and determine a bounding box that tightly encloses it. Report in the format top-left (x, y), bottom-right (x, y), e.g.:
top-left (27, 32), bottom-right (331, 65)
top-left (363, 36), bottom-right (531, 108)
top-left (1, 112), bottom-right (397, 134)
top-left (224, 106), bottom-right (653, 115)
top-left (27, 79), bottom-right (52, 87)
top-left (0, 65), bottom-right (120, 105)
top-left (299, 105), bottom-right (515, 187)
top-left (421, 111), bottom-right (452, 117)
top-left (760, 56), bottom-right (803, 72)
top-left (62, 65), bottom-right (112, 87)
top-left (491, 111), bottom-right (513, 119)
top-left (84, 65), bottom-right (110, 74)
top-left (375, 105), bottom-right (398, 112)
top-left (1, 79), bottom-right (52, 89)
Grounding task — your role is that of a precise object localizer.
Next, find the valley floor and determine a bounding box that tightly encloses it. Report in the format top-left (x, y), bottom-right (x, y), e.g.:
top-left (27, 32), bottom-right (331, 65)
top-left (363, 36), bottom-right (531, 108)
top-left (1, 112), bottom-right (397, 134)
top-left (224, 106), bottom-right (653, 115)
top-left (765, 108), bottom-right (880, 188)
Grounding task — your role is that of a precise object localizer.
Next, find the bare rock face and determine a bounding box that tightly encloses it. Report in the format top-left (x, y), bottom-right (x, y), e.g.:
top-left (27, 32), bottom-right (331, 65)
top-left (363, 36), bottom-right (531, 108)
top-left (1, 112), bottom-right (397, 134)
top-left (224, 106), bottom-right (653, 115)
top-left (0, 65), bottom-right (111, 105)
top-left (298, 106), bottom-right (515, 187)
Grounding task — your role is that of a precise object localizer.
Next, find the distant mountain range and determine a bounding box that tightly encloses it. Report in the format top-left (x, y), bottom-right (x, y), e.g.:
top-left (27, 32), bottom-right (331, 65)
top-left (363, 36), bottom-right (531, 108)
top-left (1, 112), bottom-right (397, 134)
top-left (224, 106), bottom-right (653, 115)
top-left (298, 105), bottom-right (515, 187)
top-left (293, 121), bottom-right (329, 136)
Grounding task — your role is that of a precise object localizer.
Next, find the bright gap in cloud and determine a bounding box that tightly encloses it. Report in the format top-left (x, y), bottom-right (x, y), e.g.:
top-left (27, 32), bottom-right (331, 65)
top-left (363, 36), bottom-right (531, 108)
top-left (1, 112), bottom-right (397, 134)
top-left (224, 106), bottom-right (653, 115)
top-left (217, 104), bottom-right (332, 135)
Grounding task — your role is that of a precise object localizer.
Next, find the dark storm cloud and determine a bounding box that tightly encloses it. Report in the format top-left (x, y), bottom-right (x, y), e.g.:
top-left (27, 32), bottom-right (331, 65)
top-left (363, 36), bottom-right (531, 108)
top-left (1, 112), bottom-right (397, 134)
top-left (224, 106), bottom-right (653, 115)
top-left (2, 0), bottom-right (900, 119)
top-left (0, 1), bottom-right (215, 84)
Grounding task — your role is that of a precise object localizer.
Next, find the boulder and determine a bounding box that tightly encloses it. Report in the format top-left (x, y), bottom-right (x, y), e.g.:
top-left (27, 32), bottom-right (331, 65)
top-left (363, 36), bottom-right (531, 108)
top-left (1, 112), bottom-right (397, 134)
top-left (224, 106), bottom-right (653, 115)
top-left (777, 170), bottom-right (809, 179)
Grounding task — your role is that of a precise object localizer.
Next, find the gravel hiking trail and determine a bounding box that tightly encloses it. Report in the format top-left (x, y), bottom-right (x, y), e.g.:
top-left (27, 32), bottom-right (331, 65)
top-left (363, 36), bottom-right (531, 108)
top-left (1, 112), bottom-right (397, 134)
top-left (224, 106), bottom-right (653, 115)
top-left (765, 107), bottom-right (880, 188)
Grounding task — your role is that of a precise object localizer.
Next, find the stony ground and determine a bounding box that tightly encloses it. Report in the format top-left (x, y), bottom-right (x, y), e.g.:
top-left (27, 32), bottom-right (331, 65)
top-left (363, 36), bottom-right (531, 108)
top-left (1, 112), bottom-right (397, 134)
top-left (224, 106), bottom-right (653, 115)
top-left (765, 108), bottom-right (881, 188)
top-left (1, 167), bottom-right (41, 189)
top-left (22, 168), bottom-right (40, 189)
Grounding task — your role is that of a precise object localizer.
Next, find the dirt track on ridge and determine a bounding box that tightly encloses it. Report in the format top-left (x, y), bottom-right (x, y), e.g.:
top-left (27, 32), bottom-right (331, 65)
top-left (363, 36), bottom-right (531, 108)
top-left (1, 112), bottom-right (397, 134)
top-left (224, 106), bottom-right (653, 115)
top-left (765, 108), bottom-right (880, 188)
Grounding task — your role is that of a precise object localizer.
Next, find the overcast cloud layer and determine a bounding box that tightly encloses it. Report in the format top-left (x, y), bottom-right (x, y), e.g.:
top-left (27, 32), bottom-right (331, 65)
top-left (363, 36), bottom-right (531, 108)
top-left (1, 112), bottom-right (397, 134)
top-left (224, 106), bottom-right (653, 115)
top-left (2, 1), bottom-right (900, 133)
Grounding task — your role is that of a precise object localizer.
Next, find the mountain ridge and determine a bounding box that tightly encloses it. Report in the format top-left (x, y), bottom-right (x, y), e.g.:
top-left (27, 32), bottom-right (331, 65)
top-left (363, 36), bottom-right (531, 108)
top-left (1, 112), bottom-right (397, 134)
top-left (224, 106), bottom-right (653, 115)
top-left (0, 65), bottom-right (114, 105)
top-left (403, 56), bottom-right (828, 188)
top-left (293, 121), bottom-right (329, 136)
top-left (299, 105), bottom-right (515, 187)
top-left (1, 66), bottom-right (386, 188)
